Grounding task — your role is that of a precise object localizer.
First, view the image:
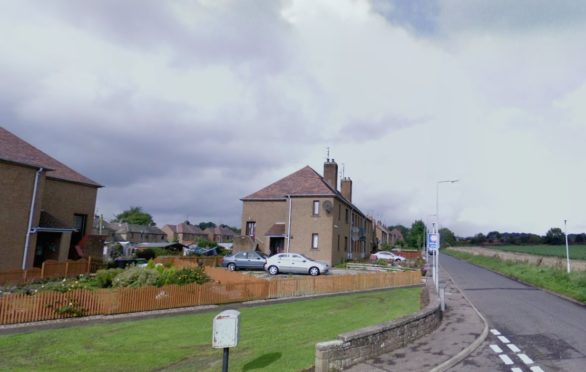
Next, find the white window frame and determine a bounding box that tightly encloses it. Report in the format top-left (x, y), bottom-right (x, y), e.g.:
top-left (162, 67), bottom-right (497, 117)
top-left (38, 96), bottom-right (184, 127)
top-left (312, 233), bottom-right (319, 249)
top-left (313, 200), bottom-right (320, 215)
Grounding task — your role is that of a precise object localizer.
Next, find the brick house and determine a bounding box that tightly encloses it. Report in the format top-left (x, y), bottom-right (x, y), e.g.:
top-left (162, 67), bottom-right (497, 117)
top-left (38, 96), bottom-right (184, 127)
top-left (240, 159), bottom-right (375, 266)
top-left (373, 220), bottom-right (390, 249)
top-left (204, 226), bottom-right (236, 243)
top-left (162, 222), bottom-right (208, 244)
top-left (0, 127), bottom-right (101, 271)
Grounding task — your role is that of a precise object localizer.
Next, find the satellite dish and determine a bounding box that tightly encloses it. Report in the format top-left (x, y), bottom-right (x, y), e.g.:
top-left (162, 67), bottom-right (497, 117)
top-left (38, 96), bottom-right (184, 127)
top-left (323, 201), bottom-right (333, 213)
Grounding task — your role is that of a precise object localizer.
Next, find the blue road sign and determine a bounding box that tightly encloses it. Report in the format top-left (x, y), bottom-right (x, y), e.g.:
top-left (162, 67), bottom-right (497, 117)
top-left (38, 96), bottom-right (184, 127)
top-left (427, 233), bottom-right (440, 250)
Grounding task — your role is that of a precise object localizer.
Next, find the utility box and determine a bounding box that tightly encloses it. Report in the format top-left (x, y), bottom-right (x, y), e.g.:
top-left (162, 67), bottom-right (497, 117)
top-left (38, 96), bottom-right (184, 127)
top-left (212, 310), bottom-right (240, 348)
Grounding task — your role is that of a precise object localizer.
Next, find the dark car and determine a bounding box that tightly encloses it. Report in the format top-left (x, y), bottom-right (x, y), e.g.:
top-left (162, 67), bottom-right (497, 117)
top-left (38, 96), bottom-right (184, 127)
top-left (222, 251), bottom-right (268, 271)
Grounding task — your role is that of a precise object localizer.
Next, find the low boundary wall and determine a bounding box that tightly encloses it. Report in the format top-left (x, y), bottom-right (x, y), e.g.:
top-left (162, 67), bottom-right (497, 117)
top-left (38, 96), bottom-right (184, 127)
top-left (315, 279), bottom-right (441, 371)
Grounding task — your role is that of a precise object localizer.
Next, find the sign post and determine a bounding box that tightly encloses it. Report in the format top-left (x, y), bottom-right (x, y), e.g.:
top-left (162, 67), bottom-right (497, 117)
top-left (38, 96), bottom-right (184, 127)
top-left (213, 310), bottom-right (240, 372)
top-left (427, 231), bottom-right (440, 292)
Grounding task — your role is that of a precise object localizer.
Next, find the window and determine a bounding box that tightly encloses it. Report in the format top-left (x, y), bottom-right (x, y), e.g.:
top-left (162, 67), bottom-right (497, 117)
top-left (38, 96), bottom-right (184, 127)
top-left (344, 236), bottom-right (348, 251)
top-left (345, 208), bottom-right (349, 224)
top-left (338, 204), bottom-right (341, 220)
top-left (312, 233), bottom-right (319, 249)
top-left (337, 235), bottom-right (340, 251)
top-left (313, 200), bottom-right (320, 215)
top-left (246, 221), bottom-right (256, 239)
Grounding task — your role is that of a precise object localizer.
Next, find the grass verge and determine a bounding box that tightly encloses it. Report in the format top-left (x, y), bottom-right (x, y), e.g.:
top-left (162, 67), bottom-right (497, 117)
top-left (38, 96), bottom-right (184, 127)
top-left (445, 249), bottom-right (586, 304)
top-left (0, 287), bottom-right (421, 372)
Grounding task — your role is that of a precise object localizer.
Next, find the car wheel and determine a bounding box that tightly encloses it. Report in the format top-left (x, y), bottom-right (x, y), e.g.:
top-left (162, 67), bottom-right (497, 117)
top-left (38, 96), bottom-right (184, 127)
top-left (395, 259), bottom-right (401, 263)
top-left (309, 267), bottom-right (320, 276)
top-left (268, 265), bottom-right (279, 275)
top-left (227, 263), bottom-right (236, 271)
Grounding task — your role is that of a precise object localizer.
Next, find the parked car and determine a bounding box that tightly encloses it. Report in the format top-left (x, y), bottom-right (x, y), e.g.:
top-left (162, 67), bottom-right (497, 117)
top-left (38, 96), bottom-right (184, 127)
top-left (110, 258), bottom-right (148, 269)
top-left (264, 253), bottom-right (329, 276)
top-left (222, 251), bottom-right (268, 271)
top-left (370, 251), bottom-right (406, 263)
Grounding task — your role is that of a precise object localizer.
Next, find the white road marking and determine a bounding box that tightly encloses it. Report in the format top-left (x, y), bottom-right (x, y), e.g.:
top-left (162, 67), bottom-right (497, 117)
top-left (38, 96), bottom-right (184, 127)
top-left (490, 344), bottom-right (503, 353)
top-left (498, 336), bottom-right (511, 344)
top-left (530, 367), bottom-right (544, 372)
top-left (491, 329), bottom-right (501, 335)
top-left (499, 354), bottom-right (514, 365)
top-left (511, 368), bottom-right (523, 372)
top-left (518, 353), bottom-right (534, 365)
top-left (507, 343), bottom-right (521, 353)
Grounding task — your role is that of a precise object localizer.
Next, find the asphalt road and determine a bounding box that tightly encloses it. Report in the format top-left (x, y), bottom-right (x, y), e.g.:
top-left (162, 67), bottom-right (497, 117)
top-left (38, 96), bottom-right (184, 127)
top-left (440, 253), bottom-right (586, 372)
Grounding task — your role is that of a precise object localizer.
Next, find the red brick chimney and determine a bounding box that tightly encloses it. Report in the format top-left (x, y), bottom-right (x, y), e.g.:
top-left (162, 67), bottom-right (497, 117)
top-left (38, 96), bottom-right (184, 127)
top-left (323, 159), bottom-right (338, 191)
top-left (341, 177), bottom-right (352, 202)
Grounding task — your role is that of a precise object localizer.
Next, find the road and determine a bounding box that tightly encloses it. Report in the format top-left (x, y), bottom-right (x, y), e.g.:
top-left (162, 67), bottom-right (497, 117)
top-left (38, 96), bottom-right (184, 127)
top-left (440, 253), bottom-right (586, 372)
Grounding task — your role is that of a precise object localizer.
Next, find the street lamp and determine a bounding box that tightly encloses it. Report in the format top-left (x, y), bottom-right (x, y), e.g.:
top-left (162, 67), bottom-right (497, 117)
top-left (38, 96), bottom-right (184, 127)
top-left (434, 179), bottom-right (459, 291)
top-left (564, 219), bottom-right (571, 273)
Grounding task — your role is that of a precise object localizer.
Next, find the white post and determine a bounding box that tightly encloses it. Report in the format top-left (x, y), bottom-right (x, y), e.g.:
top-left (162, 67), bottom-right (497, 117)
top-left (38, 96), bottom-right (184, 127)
top-left (435, 179), bottom-right (458, 293)
top-left (286, 195), bottom-right (292, 253)
top-left (564, 219), bottom-right (571, 273)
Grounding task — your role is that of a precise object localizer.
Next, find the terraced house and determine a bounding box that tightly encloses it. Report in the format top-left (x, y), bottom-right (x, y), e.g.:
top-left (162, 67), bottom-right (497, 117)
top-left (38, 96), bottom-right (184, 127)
top-left (241, 159), bottom-right (375, 266)
top-left (0, 127), bottom-right (101, 271)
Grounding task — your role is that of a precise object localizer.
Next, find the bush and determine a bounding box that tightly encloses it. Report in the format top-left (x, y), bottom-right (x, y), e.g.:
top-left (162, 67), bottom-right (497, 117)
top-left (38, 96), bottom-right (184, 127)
top-left (95, 268), bottom-right (124, 288)
top-left (157, 267), bottom-right (210, 286)
top-left (112, 267), bottom-right (160, 288)
top-left (136, 248), bottom-right (156, 260)
top-left (110, 243), bottom-right (124, 259)
top-left (197, 239), bottom-right (218, 248)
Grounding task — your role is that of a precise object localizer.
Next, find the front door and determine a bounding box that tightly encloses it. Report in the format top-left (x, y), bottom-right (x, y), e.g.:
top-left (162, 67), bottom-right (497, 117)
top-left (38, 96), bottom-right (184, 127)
top-left (69, 214), bottom-right (87, 259)
top-left (34, 232), bottom-right (61, 267)
top-left (269, 237), bottom-right (285, 256)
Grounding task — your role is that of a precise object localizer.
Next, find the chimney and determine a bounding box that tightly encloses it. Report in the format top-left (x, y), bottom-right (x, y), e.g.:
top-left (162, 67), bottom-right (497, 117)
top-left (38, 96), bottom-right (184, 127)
top-left (323, 158), bottom-right (338, 190)
top-left (341, 177), bottom-right (352, 202)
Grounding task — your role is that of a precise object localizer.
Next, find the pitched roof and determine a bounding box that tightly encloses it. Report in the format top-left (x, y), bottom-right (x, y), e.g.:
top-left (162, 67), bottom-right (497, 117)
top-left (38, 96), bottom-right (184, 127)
top-left (0, 127), bottom-right (101, 187)
top-left (242, 166), bottom-right (336, 200)
top-left (176, 223), bottom-right (205, 234)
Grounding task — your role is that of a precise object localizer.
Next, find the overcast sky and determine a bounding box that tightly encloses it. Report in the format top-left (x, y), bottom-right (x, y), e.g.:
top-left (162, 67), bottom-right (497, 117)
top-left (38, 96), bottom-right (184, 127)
top-left (2, 0), bottom-right (586, 236)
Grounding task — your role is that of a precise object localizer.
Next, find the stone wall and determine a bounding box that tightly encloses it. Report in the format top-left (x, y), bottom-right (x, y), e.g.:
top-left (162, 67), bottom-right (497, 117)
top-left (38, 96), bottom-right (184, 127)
top-left (315, 280), bottom-right (441, 371)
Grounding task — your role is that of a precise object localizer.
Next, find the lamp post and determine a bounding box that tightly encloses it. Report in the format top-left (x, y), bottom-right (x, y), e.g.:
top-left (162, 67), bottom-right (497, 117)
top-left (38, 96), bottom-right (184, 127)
top-left (435, 179), bottom-right (459, 291)
top-left (564, 219), bottom-right (571, 273)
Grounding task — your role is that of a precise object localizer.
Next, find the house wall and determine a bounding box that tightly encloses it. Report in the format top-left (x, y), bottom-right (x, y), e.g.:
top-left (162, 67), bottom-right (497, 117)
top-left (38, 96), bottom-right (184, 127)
top-left (241, 199), bottom-right (288, 252)
top-left (0, 162), bottom-right (44, 271)
top-left (42, 178), bottom-right (98, 256)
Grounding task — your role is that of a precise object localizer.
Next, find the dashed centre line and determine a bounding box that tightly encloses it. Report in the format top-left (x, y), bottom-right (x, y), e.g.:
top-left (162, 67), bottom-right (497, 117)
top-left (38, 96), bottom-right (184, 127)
top-left (498, 335), bottom-right (511, 344)
top-left (507, 343), bottom-right (521, 353)
top-left (518, 353), bottom-right (534, 365)
top-left (490, 344), bottom-right (503, 353)
top-left (511, 368), bottom-right (523, 372)
top-left (491, 328), bottom-right (501, 335)
top-left (530, 367), bottom-right (545, 372)
top-left (499, 354), bottom-right (514, 365)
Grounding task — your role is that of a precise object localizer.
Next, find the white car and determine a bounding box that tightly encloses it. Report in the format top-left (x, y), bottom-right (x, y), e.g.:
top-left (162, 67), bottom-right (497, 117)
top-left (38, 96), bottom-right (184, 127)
top-left (264, 253), bottom-right (330, 276)
top-left (370, 251), bottom-right (406, 263)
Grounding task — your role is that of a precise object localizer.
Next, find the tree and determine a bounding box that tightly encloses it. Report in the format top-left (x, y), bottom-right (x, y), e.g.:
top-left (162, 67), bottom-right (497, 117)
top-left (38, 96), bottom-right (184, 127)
top-left (113, 206), bottom-right (155, 226)
top-left (406, 220), bottom-right (426, 249)
top-left (544, 227), bottom-right (564, 245)
top-left (470, 233), bottom-right (486, 245)
top-left (439, 228), bottom-right (456, 248)
top-left (198, 221), bottom-right (217, 230)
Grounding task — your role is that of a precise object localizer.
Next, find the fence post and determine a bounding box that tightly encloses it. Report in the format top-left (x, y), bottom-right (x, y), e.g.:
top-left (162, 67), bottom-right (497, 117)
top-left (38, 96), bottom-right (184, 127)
top-left (65, 261), bottom-right (69, 277)
top-left (41, 261), bottom-right (46, 279)
top-left (87, 256), bottom-right (92, 274)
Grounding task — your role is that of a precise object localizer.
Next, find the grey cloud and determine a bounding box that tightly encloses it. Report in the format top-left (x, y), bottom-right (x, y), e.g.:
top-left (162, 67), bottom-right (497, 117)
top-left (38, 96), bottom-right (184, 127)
top-left (371, 0), bottom-right (440, 35)
top-left (337, 115), bottom-right (425, 143)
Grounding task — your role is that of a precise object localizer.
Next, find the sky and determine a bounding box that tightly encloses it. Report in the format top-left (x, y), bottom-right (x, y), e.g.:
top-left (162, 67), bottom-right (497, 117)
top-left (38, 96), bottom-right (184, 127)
top-left (2, 0), bottom-right (586, 237)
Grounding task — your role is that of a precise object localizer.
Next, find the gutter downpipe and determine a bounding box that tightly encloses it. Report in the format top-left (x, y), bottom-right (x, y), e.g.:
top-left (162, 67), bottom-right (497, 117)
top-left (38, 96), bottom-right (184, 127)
top-left (286, 195), bottom-right (292, 253)
top-left (23, 167), bottom-right (43, 270)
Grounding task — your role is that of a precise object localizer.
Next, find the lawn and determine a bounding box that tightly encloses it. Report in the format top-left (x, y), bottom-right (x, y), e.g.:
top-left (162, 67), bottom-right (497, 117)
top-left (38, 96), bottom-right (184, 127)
top-left (0, 287), bottom-right (421, 372)
top-left (487, 245), bottom-right (586, 260)
top-left (445, 249), bottom-right (586, 303)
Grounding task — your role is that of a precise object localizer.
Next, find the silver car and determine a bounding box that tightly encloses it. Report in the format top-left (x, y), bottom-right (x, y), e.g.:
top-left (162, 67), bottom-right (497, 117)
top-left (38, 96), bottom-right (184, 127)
top-left (264, 253), bottom-right (329, 276)
top-left (222, 251), bottom-right (267, 271)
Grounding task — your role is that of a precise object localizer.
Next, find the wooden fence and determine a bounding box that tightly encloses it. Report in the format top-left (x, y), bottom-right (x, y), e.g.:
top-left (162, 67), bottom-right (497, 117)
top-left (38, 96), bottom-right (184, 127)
top-left (0, 270), bottom-right (421, 325)
top-left (0, 258), bottom-right (95, 285)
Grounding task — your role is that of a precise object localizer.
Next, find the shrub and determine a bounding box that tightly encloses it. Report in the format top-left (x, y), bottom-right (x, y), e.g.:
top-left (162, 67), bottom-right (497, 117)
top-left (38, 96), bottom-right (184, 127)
top-left (157, 267), bottom-right (210, 286)
top-left (110, 243), bottom-right (124, 259)
top-left (136, 248), bottom-right (156, 260)
top-left (197, 239), bottom-right (218, 248)
top-left (112, 267), bottom-right (160, 288)
top-left (95, 268), bottom-right (124, 288)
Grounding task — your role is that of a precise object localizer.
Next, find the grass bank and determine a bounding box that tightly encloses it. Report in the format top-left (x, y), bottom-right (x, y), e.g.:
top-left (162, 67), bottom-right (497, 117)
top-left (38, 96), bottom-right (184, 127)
top-left (0, 287), bottom-right (421, 372)
top-left (445, 249), bottom-right (586, 303)
top-left (485, 245), bottom-right (586, 260)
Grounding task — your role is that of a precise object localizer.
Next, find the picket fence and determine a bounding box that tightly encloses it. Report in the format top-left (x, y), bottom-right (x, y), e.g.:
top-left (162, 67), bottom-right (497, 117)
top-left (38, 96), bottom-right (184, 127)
top-left (0, 269), bottom-right (420, 325)
top-left (0, 258), bottom-right (96, 285)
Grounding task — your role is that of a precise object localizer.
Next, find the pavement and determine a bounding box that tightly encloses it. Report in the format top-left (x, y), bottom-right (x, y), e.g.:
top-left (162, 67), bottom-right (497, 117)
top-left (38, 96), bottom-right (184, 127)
top-left (346, 267), bottom-right (488, 372)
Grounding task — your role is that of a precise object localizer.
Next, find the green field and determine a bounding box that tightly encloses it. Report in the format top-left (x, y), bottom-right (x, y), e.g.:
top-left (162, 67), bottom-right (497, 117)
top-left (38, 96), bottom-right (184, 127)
top-left (486, 245), bottom-right (586, 260)
top-left (0, 287), bottom-right (421, 372)
top-left (446, 249), bottom-right (586, 303)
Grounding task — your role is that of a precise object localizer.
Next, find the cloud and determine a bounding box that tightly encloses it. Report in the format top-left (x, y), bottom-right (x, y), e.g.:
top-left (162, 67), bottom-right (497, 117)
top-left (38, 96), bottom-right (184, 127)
top-left (2, 0), bottom-right (586, 237)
